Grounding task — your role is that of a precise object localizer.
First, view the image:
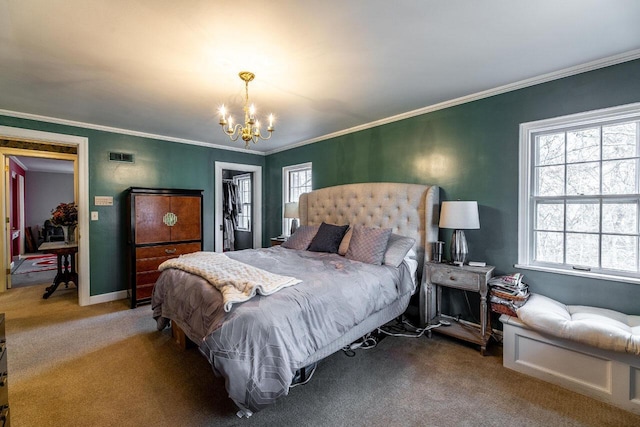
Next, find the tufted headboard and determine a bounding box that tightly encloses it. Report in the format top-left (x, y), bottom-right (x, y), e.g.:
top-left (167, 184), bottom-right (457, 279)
top-left (299, 182), bottom-right (439, 273)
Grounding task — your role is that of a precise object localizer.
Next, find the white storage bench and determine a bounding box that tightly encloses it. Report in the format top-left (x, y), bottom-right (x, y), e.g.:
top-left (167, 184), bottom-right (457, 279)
top-left (500, 294), bottom-right (640, 415)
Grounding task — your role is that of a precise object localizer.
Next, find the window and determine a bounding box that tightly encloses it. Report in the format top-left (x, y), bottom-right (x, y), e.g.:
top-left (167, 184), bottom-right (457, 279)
top-left (234, 173), bottom-right (252, 231)
top-left (518, 103), bottom-right (640, 283)
top-left (282, 162), bottom-right (312, 235)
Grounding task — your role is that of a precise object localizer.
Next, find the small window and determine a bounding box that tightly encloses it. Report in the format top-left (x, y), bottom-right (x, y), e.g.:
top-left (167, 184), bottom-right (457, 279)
top-left (282, 162), bottom-right (312, 235)
top-left (234, 174), bottom-right (252, 231)
top-left (518, 102), bottom-right (640, 283)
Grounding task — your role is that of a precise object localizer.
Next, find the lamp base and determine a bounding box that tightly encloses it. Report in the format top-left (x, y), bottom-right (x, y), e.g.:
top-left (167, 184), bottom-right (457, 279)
top-left (450, 229), bottom-right (468, 265)
top-left (290, 218), bottom-right (299, 236)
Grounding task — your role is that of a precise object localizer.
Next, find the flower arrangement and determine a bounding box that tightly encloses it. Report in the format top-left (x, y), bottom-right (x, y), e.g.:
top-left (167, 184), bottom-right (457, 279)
top-left (51, 202), bottom-right (78, 226)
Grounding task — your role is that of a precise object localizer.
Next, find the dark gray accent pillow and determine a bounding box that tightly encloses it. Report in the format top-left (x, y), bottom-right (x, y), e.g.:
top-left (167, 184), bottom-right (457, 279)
top-left (345, 226), bottom-right (392, 265)
top-left (383, 234), bottom-right (416, 267)
top-left (307, 222), bottom-right (349, 253)
top-left (281, 225), bottom-right (319, 250)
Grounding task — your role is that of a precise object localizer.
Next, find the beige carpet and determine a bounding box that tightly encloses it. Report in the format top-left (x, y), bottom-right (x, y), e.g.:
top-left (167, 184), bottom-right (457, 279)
top-left (1, 284), bottom-right (639, 427)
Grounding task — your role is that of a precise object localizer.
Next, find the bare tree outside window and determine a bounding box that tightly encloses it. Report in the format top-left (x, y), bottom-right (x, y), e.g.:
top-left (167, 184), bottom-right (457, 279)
top-left (529, 116), bottom-right (640, 276)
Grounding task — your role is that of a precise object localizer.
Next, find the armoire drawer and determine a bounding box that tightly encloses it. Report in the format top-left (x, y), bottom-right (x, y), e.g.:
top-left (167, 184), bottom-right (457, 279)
top-left (136, 270), bottom-right (162, 287)
top-left (135, 242), bottom-right (201, 260)
top-left (134, 284), bottom-right (155, 301)
top-left (136, 256), bottom-right (174, 273)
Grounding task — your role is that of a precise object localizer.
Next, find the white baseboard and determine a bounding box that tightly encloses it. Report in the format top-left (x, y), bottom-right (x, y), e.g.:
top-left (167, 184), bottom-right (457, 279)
top-left (86, 290), bottom-right (128, 306)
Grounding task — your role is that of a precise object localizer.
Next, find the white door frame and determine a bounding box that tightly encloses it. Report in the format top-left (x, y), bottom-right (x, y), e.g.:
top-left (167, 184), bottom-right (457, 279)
top-left (214, 162), bottom-right (262, 252)
top-left (0, 125), bottom-right (91, 306)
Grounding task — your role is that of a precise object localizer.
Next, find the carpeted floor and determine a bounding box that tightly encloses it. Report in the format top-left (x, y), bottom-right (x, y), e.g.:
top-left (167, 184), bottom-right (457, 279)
top-left (1, 285), bottom-right (639, 427)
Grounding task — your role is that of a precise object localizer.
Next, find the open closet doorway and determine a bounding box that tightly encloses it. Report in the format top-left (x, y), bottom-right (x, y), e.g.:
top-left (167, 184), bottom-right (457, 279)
top-left (214, 162), bottom-right (262, 252)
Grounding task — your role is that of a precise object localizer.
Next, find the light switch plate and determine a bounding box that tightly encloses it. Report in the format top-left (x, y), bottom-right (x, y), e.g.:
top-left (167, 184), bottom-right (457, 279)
top-left (91, 211), bottom-right (99, 221)
top-left (94, 196), bottom-right (113, 206)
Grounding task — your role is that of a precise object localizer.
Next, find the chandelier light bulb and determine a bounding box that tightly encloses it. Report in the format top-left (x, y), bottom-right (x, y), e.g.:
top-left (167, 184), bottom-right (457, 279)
top-left (218, 105), bottom-right (227, 125)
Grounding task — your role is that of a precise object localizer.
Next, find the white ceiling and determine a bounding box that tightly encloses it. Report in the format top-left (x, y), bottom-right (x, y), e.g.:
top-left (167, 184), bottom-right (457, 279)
top-left (12, 156), bottom-right (73, 174)
top-left (1, 1), bottom-right (639, 154)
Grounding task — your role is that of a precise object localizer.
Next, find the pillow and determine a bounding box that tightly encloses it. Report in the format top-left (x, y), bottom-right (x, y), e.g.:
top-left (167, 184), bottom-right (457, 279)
top-left (383, 234), bottom-right (416, 267)
top-left (338, 227), bottom-right (353, 255)
top-left (281, 225), bottom-right (319, 250)
top-left (307, 222), bottom-right (349, 253)
top-left (345, 225), bottom-right (392, 265)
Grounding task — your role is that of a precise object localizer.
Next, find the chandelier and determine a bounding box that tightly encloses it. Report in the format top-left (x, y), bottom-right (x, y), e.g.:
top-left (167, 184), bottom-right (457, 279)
top-left (218, 71), bottom-right (274, 148)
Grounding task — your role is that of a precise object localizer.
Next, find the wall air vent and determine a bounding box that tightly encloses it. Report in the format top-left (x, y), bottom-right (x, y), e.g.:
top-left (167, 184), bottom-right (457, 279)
top-left (109, 152), bottom-right (134, 163)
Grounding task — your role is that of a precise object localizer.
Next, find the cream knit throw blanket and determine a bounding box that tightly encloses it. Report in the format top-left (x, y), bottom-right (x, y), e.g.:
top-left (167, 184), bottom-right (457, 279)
top-left (158, 251), bottom-right (302, 312)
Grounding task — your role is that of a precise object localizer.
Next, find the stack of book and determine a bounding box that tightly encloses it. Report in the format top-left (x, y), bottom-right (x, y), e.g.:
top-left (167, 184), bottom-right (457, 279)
top-left (488, 273), bottom-right (530, 317)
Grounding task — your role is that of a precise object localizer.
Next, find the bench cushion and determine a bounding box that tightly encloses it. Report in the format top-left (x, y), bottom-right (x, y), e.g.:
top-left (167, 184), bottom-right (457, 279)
top-left (517, 294), bottom-right (640, 355)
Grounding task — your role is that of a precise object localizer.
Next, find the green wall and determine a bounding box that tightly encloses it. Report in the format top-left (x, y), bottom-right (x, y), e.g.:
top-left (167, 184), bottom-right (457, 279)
top-left (3, 59), bottom-right (639, 312)
top-left (0, 115), bottom-right (264, 296)
top-left (266, 59), bottom-right (640, 315)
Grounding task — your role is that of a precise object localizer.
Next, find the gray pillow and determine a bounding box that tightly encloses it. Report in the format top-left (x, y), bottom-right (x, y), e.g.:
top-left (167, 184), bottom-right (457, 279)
top-left (281, 225), bottom-right (319, 250)
top-left (308, 222), bottom-right (349, 253)
top-left (383, 234), bottom-right (416, 267)
top-left (345, 225), bottom-right (392, 265)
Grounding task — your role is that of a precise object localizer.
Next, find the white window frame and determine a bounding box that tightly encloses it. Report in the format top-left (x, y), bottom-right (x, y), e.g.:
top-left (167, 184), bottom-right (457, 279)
top-left (233, 173), bottom-right (252, 231)
top-left (282, 162), bottom-right (312, 236)
top-left (517, 102), bottom-right (640, 285)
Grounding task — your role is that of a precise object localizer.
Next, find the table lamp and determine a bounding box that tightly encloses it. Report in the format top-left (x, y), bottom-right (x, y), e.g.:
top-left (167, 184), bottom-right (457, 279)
top-left (284, 202), bottom-right (299, 235)
top-left (439, 201), bottom-right (480, 265)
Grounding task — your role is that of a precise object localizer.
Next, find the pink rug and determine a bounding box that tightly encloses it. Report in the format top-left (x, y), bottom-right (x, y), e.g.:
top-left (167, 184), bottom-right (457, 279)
top-left (14, 254), bottom-right (57, 274)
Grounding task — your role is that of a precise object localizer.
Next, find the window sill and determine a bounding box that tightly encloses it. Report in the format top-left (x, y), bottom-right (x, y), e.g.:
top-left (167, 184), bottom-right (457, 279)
top-left (514, 264), bottom-right (640, 285)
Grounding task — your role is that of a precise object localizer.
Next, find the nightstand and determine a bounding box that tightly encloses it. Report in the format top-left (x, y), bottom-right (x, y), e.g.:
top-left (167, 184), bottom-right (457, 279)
top-left (270, 237), bottom-right (287, 246)
top-left (420, 262), bottom-right (495, 355)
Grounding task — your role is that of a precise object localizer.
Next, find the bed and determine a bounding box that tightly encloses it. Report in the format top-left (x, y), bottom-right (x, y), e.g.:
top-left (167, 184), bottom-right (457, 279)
top-left (151, 182), bottom-right (439, 416)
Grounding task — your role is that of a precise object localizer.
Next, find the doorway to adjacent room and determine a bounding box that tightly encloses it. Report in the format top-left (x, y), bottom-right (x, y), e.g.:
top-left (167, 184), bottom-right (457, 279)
top-left (8, 156), bottom-right (75, 290)
top-left (0, 125), bottom-right (90, 306)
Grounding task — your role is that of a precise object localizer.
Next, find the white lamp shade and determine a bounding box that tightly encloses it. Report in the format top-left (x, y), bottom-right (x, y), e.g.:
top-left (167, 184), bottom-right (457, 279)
top-left (439, 201), bottom-right (480, 229)
top-left (283, 202), bottom-right (299, 219)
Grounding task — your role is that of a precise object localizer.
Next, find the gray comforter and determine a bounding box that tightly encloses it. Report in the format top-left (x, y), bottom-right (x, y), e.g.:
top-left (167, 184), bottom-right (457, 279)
top-left (152, 246), bottom-right (413, 413)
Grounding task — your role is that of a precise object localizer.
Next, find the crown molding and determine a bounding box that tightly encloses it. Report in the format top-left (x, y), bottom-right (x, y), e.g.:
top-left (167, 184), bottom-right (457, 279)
top-left (265, 49), bottom-right (640, 155)
top-left (0, 109), bottom-right (264, 156)
top-left (9, 155), bottom-right (27, 170)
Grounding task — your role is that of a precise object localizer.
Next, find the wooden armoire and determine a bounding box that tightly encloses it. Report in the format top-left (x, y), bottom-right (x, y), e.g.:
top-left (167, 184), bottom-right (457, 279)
top-left (126, 187), bottom-right (203, 308)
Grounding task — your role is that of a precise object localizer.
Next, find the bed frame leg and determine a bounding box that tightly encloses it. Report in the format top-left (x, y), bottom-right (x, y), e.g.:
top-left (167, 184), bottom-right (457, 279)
top-left (171, 321), bottom-right (193, 350)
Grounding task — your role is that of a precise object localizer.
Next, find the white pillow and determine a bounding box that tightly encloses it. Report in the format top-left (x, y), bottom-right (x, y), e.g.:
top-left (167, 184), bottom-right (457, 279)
top-left (383, 234), bottom-right (416, 267)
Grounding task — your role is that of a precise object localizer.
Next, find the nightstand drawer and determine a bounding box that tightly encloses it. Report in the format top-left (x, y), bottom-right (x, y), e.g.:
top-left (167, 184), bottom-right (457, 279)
top-left (270, 237), bottom-right (286, 247)
top-left (430, 266), bottom-right (480, 291)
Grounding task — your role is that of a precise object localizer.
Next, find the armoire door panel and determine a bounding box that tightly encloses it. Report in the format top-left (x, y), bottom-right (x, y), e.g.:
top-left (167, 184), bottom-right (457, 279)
top-left (170, 196), bottom-right (201, 242)
top-left (135, 195), bottom-right (171, 244)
